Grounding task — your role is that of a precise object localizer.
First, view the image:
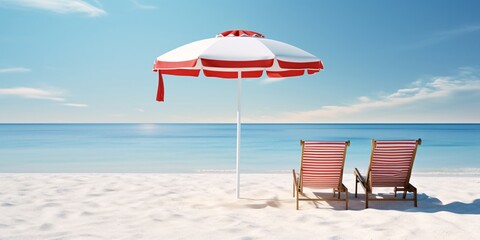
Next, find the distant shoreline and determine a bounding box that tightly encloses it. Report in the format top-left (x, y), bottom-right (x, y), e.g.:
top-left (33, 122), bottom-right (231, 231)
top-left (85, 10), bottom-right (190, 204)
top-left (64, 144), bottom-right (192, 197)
top-left (1, 169), bottom-right (479, 175)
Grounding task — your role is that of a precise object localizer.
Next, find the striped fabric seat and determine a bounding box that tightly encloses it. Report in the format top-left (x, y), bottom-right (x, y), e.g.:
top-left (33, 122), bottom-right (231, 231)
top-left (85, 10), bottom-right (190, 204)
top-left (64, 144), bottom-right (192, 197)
top-left (301, 141), bottom-right (349, 189)
top-left (354, 139), bottom-right (421, 208)
top-left (293, 140), bottom-right (350, 210)
top-left (369, 140), bottom-right (419, 187)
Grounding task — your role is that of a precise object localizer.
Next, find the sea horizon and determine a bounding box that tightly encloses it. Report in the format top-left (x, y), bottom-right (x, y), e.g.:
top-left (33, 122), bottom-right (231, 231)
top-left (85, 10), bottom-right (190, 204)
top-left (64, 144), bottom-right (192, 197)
top-left (1, 123), bottom-right (478, 173)
top-left (1, 122), bottom-right (479, 124)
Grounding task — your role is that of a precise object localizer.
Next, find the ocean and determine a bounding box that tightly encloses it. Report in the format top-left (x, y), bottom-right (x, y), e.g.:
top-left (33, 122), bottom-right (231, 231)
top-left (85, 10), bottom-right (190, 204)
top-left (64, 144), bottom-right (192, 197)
top-left (0, 123), bottom-right (479, 173)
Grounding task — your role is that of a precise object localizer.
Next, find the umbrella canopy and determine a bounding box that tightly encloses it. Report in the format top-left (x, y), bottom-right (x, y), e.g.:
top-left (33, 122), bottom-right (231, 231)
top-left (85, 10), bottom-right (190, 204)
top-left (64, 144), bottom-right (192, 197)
top-left (153, 30), bottom-right (323, 198)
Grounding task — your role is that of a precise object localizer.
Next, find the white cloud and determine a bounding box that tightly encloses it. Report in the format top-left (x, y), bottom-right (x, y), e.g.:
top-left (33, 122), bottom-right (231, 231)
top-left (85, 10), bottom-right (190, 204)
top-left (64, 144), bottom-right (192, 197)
top-left (0, 87), bottom-right (65, 101)
top-left (0, 67), bottom-right (31, 73)
top-left (246, 68), bottom-right (480, 123)
top-left (1, 0), bottom-right (106, 17)
top-left (63, 103), bottom-right (88, 107)
top-left (136, 108), bottom-right (145, 112)
top-left (357, 96), bottom-right (370, 102)
top-left (132, 0), bottom-right (156, 10)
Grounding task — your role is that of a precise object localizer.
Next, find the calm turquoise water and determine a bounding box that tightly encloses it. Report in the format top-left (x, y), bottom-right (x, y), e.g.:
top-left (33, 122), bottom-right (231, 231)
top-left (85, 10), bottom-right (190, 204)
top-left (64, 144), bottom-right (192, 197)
top-left (0, 124), bottom-right (478, 173)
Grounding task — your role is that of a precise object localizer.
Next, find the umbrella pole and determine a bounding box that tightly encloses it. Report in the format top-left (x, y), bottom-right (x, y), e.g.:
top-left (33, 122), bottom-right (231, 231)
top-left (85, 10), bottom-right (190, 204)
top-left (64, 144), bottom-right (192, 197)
top-left (236, 72), bottom-right (241, 199)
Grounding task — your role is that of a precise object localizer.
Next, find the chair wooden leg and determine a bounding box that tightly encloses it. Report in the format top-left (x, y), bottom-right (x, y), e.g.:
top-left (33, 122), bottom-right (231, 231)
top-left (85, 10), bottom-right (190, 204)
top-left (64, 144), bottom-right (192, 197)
top-left (355, 179), bottom-right (358, 198)
top-left (292, 180), bottom-right (295, 198)
top-left (402, 190), bottom-right (407, 199)
top-left (296, 191), bottom-right (299, 210)
top-left (333, 188), bottom-right (336, 197)
top-left (345, 187), bottom-right (349, 210)
top-left (414, 188), bottom-right (418, 207)
top-left (365, 192), bottom-right (369, 208)
top-left (394, 187), bottom-right (397, 197)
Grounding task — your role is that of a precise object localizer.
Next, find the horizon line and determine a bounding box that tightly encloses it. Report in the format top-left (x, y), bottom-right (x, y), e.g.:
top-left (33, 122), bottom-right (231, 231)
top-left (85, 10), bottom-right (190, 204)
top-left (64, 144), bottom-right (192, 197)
top-left (0, 122), bottom-right (479, 125)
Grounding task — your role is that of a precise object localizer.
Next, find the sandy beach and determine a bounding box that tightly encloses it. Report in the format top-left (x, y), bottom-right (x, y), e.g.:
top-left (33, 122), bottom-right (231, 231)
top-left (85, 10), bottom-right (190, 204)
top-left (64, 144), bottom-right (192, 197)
top-left (1, 173), bottom-right (478, 239)
top-left (1, 0), bottom-right (479, 239)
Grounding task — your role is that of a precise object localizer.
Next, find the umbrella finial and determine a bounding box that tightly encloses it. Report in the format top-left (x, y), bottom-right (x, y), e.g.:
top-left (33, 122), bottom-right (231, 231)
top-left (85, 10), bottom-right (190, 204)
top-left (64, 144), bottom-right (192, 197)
top-left (216, 30), bottom-right (265, 38)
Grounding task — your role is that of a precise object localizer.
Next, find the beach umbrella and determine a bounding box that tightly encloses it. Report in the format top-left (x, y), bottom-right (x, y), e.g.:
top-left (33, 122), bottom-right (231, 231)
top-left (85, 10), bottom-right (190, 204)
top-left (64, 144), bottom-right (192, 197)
top-left (153, 30), bottom-right (323, 198)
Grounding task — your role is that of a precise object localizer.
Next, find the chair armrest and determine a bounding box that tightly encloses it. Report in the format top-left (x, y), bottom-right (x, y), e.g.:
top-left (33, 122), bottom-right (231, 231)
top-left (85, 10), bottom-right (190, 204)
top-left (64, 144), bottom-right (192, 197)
top-left (292, 169), bottom-right (299, 189)
top-left (354, 168), bottom-right (366, 185)
top-left (292, 169), bottom-right (298, 187)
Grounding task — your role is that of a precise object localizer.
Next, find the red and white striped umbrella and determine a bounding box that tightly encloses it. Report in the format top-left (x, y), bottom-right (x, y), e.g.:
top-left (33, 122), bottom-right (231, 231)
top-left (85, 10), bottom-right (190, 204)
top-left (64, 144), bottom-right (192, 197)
top-left (152, 30), bottom-right (323, 198)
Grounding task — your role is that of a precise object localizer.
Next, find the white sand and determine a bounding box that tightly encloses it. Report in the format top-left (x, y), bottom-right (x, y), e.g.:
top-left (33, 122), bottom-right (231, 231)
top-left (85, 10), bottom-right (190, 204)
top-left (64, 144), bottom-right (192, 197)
top-left (0, 173), bottom-right (479, 239)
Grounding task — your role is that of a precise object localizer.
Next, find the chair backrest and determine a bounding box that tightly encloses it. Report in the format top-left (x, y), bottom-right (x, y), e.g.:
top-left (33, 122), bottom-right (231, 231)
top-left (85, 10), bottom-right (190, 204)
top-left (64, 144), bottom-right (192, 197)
top-left (368, 139), bottom-right (421, 188)
top-left (300, 140), bottom-right (350, 189)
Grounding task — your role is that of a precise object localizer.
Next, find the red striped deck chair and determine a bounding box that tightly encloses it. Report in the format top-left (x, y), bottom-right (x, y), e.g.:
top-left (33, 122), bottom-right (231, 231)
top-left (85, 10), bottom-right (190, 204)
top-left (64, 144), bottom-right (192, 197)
top-left (292, 140), bottom-right (350, 210)
top-left (354, 139), bottom-right (421, 208)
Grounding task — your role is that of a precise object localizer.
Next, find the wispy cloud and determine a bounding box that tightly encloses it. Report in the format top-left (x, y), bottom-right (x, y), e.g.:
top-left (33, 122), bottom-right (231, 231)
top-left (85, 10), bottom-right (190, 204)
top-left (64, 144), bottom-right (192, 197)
top-left (1, 0), bottom-right (106, 17)
top-left (0, 87), bottom-right (65, 101)
top-left (0, 67), bottom-right (31, 73)
top-left (410, 24), bottom-right (480, 48)
top-left (132, 0), bottom-right (156, 10)
top-left (435, 25), bottom-right (480, 39)
top-left (246, 68), bottom-right (480, 123)
top-left (63, 103), bottom-right (88, 107)
top-left (0, 86), bottom-right (90, 108)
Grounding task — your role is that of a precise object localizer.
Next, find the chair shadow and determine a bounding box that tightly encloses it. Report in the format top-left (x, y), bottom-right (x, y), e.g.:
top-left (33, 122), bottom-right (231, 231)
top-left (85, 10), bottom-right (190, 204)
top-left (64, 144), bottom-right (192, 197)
top-left (342, 192), bottom-right (480, 214)
top-left (280, 192), bottom-right (350, 210)
top-left (238, 192), bottom-right (480, 214)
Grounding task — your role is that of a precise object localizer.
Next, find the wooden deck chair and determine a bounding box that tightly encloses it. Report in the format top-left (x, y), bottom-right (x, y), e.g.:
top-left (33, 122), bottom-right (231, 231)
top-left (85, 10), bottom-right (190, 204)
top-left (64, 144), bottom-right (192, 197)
top-left (293, 140), bottom-right (350, 210)
top-left (354, 139), bottom-right (421, 208)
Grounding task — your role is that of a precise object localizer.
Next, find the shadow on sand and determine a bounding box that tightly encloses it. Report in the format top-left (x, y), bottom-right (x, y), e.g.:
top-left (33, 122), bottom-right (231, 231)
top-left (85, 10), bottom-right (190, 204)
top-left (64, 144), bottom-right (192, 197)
top-left (240, 193), bottom-right (480, 214)
top-left (319, 192), bottom-right (480, 214)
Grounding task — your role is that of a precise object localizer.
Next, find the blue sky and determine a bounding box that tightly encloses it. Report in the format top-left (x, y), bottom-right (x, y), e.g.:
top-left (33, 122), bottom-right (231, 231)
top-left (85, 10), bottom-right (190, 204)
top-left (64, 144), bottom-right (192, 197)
top-left (0, 0), bottom-right (479, 123)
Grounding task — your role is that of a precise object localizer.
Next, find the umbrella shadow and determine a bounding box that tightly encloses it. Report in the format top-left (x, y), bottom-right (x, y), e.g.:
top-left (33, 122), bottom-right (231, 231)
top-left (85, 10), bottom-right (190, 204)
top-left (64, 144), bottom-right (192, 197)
top-left (237, 197), bottom-right (282, 209)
